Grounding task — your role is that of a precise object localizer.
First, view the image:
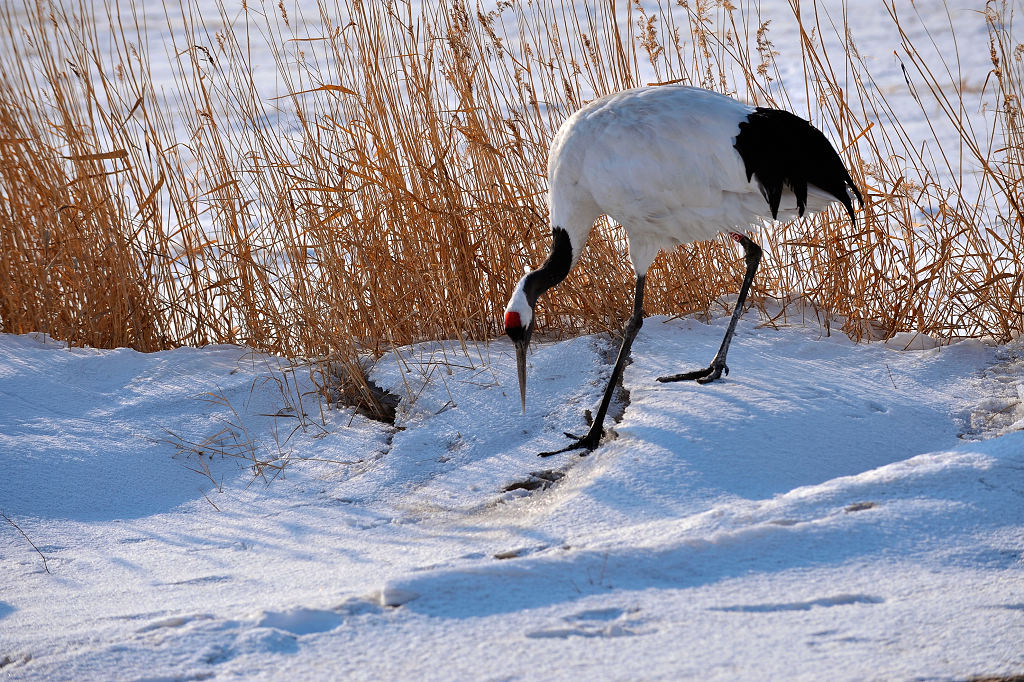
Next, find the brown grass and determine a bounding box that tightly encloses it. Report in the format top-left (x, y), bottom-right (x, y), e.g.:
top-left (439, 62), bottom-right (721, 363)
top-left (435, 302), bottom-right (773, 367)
top-left (0, 0), bottom-right (1021, 400)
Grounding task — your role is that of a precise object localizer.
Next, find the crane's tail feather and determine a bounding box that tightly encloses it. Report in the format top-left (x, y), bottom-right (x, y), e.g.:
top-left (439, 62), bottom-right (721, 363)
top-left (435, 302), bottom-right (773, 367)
top-left (734, 107), bottom-right (863, 225)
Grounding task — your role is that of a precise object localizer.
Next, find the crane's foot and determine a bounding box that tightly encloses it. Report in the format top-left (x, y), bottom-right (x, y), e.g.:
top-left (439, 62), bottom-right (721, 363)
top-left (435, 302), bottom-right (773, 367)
top-left (657, 362), bottom-right (729, 385)
top-left (538, 428), bottom-right (603, 458)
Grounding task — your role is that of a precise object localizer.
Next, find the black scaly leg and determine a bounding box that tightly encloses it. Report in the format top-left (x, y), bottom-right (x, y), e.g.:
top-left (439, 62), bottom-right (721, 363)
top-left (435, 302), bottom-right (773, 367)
top-left (658, 233), bottom-right (762, 384)
top-left (539, 274), bottom-right (647, 457)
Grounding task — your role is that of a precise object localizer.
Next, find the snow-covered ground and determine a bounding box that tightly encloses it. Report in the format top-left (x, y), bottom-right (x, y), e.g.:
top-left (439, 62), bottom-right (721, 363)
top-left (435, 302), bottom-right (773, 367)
top-left (2, 311), bottom-right (1024, 680)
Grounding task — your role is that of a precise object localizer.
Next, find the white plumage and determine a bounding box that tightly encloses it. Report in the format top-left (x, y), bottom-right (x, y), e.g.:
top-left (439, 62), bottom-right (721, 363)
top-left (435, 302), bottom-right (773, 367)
top-left (504, 84), bottom-right (861, 457)
top-left (548, 86), bottom-right (839, 273)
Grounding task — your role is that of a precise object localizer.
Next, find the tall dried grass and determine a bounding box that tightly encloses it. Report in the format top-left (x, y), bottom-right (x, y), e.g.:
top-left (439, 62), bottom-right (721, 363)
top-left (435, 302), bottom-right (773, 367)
top-left (0, 0), bottom-right (1021, 401)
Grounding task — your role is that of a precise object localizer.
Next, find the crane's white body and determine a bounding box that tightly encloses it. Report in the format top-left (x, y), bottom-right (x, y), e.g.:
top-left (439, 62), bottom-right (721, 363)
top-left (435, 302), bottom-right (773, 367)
top-left (547, 85), bottom-right (835, 274)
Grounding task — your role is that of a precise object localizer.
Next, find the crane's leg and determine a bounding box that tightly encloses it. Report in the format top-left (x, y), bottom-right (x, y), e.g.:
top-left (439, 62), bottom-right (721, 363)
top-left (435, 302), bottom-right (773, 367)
top-left (539, 274), bottom-right (647, 457)
top-left (657, 233), bottom-right (761, 385)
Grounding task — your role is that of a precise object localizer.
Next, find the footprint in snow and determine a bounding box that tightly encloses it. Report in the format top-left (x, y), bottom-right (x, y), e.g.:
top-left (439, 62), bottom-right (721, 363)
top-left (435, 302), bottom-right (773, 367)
top-left (710, 593), bottom-right (884, 613)
top-left (525, 606), bottom-right (644, 639)
top-left (0, 654), bottom-right (31, 670)
top-left (493, 544), bottom-right (550, 560)
top-left (257, 607), bottom-right (345, 635)
top-left (163, 574), bottom-right (232, 587)
top-left (572, 607), bottom-right (631, 621)
top-left (501, 469), bottom-right (567, 503)
top-left (201, 627), bottom-right (301, 664)
top-left (136, 613), bottom-right (217, 633)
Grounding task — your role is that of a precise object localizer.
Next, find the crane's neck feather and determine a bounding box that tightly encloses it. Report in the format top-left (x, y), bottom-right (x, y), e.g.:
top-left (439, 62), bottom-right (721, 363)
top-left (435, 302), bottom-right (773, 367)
top-left (505, 227), bottom-right (573, 326)
top-left (525, 226), bottom-right (573, 302)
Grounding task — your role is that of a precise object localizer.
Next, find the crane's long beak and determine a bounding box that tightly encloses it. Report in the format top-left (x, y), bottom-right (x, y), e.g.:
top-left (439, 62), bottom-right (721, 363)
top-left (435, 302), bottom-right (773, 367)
top-left (514, 339), bottom-right (527, 413)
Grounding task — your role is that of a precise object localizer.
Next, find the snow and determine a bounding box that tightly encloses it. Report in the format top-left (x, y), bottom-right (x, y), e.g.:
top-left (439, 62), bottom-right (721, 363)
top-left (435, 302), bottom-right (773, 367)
top-left (3, 312), bottom-right (1024, 680)
top-left (3, 0), bottom-right (1024, 679)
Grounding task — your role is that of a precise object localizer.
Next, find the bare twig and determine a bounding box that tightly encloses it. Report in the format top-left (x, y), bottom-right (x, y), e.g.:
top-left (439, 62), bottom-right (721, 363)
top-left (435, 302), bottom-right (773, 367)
top-left (1, 511), bottom-right (51, 575)
top-left (886, 363), bottom-right (898, 390)
top-left (199, 489), bottom-right (222, 512)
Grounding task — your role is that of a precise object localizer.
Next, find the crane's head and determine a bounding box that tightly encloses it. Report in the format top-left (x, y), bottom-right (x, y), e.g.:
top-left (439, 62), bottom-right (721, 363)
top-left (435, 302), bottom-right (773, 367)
top-left (504, 275), bottom-right (535, 413)
top-left (502, 229), bottom-right (573, 412)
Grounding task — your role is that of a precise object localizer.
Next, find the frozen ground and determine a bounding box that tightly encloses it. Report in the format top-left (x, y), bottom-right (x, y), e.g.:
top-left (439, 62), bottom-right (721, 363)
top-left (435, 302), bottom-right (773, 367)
top-left (2, 310), bottom-right (1023, 680)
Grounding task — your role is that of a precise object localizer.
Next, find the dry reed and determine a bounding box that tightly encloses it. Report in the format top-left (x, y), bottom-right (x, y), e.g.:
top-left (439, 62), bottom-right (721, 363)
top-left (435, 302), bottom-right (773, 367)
top-left (1, 0), bottom-right (1021, 408)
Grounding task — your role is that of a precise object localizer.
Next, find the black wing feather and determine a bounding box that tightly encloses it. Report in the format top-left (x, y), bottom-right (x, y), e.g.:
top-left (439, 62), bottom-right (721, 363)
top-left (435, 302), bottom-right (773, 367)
top-left (733, 107), bottom-right (863, 223)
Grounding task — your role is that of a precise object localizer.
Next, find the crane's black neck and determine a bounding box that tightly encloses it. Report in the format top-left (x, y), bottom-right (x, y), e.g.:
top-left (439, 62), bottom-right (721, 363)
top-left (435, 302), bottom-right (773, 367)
top-left (523, 226), bottom-right (573, 307)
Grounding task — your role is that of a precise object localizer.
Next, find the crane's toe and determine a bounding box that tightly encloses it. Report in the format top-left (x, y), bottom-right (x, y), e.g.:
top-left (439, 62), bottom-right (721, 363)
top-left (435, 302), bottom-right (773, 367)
top-left (657, 362), bottom-right (729, 384)
top-left (697, 364), bottom-right (729, 383)
top-left (538, 429), bottom-right (603, 458)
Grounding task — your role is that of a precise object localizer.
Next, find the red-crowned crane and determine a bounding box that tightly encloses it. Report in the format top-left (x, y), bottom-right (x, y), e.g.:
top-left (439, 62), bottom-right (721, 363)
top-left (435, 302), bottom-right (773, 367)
top-left (504, 84), bottom-right (862, 457)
